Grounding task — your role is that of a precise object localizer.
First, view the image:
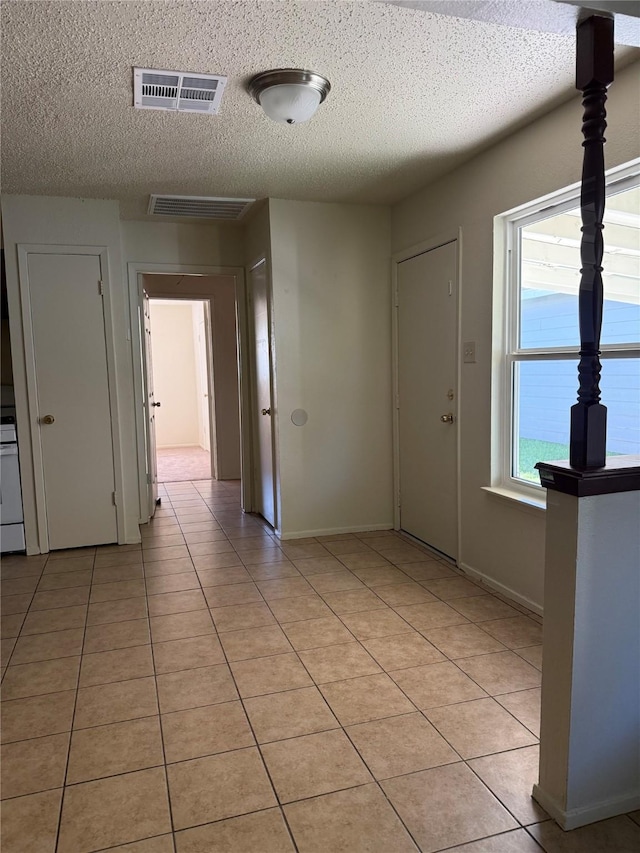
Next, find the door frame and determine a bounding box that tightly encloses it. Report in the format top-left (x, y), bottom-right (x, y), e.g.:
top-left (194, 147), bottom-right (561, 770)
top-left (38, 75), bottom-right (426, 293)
top-left (16, 244), bottom-right (126, 551)
top-left (127, 262), bottom-right (250, 523)
top-left (247, 256), bottom-right (279, 531)
top-left (391, 229), bottom-right (463, 563)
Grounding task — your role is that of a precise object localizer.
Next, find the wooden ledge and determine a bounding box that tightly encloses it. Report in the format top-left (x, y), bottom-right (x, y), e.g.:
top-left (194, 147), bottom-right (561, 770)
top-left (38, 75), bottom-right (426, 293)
top-left (536, 456), bottom-right (640, 497)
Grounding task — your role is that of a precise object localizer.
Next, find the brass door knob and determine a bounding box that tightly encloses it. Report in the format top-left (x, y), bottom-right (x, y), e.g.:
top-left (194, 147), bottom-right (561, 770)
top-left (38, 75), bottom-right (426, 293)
top-left (261, 408), bottom-right (271, 416)
top-left (440, 413), bottom-right (455, 423)
top-left (41, 415), bottom-right (55, 425)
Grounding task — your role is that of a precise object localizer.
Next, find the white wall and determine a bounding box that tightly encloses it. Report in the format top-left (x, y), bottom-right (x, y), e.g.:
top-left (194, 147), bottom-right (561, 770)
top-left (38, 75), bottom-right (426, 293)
top-left (391, 61), bottom-right (640, 610)
top-left (148, 301), bottom-right (200, 448)
top-left (1, 195), bottom-right (140, 547)
top-left (268, 199), bottom-right (394, 538)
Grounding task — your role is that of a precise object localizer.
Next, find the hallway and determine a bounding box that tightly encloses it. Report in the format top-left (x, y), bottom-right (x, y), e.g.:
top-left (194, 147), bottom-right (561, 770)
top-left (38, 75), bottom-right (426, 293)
top-left (1, 479), bottom-right (639, 852)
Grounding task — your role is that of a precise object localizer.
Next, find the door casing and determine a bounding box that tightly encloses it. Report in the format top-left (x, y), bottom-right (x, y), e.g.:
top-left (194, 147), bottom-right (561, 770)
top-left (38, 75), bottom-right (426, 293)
top-left (17, 244), bottom-right (126, 551)
top-left (142, 290), bottom-right (159, 517)
top-left (391, 229), bottom-right (463, 564)
top-left (127, 263), bottom-right (250, 524)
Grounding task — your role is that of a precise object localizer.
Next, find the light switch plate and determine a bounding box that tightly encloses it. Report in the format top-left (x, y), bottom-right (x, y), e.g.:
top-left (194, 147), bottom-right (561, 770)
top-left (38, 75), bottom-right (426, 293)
top-left (463, 341), bottom-right (476, 363)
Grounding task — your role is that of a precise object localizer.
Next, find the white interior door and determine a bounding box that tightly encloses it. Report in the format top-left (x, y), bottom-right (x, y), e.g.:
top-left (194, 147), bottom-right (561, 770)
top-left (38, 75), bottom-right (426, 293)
top-left (397, 241), bottom-right (458, 560)
top-left (142, 290), bottom-right (159, 513)
top-left (28, 252), bottom-right (118, 549)
top-left (249, 260), bottom-right (276, 528)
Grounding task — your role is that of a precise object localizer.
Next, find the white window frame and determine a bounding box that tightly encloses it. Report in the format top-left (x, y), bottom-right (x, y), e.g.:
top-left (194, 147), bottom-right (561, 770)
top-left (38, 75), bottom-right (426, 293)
top-left (490, 161), bottom-right (640, 508)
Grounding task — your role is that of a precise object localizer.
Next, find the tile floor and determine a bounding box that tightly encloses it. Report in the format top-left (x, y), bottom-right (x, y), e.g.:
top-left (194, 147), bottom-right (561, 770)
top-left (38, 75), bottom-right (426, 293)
top-left (2, 478), bottom-right (639, 852)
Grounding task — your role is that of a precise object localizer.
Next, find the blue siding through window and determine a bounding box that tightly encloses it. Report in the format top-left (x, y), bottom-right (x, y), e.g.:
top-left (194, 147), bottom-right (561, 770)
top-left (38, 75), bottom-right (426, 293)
top-left (519, 296), bottom-right (640, 454)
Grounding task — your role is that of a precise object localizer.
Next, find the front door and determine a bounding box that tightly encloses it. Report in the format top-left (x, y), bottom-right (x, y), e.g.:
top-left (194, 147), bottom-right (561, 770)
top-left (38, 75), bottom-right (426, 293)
top-left (28, 252), bottom-right (118, 549)
top-left (249, 260), bottom-right (276, 528)
top-left (397, 241), bottom-right (458, 560)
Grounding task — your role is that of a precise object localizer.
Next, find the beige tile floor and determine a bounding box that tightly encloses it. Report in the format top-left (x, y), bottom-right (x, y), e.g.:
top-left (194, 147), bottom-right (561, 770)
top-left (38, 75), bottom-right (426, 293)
top-left (1, 478), bottom-right (639, 852)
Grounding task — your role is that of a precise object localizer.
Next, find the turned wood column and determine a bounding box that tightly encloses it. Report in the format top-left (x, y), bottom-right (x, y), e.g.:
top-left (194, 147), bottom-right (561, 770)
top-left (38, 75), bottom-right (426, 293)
top-left (569, 15), bottom-right (614, 470)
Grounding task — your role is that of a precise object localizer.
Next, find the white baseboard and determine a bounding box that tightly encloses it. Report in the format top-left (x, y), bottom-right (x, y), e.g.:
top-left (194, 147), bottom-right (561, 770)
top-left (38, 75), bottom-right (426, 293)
top-left (459, 561), bottom-right (543, 617)
top-left (532, 783), bottom-right (640, 830)
top-left (278, 522), bottom-right (393, 541)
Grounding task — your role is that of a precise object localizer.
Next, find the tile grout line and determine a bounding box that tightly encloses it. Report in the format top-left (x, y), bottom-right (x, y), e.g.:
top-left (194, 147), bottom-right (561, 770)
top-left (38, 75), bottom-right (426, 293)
top-left (173, 500), bottom-right (302, 853)
top-left (2, 558), bottom-right (49, 673)
top-left (141, 541), bottom-right (179, 853)
top-left (53, 545), bottom-right (95, 853)
top-left (241, 596), bottom-right (429, 848)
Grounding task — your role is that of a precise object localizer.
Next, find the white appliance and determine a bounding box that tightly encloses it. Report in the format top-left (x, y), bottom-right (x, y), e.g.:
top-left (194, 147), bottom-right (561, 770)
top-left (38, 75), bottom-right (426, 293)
top-left (1, 386), bottom-right (25, 552)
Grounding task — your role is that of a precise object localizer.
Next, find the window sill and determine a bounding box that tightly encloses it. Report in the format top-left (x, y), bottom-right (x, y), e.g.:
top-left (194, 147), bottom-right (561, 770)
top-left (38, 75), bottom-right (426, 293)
top-left (482, 485), bottom-right (546, 515)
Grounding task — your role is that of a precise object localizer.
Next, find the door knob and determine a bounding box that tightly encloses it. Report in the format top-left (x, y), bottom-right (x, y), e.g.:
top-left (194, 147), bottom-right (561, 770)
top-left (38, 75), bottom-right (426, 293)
top-left (152, 402), bottom-right (161, 407)
top-left (40, 414), bottom-right (55, 425)
top-left (440, 413), bottom-right (455, 423)
top-left (261, 408), bottom-right (271, 416)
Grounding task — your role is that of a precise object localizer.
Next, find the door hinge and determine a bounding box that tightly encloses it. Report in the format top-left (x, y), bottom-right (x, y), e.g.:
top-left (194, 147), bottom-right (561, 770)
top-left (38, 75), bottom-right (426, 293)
top-left (448, 280), bottom-right (453, 296)
top-left (395, 393), bottom-right (400, 409)
top-left (112, 491), bottom-right (118, 506)
top-left (394, 288), bottom-right (399, 307)
top-left (98, 280), bottom-right (104, 296)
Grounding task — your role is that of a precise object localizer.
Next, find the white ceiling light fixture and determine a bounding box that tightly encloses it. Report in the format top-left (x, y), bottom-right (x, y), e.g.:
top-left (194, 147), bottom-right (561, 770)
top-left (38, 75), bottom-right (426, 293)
top-left (248, 69), bottom-right (331, 125)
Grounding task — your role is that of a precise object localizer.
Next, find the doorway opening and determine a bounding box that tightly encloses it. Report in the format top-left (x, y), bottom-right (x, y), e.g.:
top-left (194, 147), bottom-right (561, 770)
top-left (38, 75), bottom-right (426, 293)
top-left (148, 298), bottom-right (214, 483)
top-left (131, 267), bottom-right (248, 525)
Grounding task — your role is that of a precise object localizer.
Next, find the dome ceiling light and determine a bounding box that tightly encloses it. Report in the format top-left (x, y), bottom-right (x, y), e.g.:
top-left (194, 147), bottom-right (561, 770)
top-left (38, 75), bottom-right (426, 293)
top-left (248, 68), bottom-right (331, 125)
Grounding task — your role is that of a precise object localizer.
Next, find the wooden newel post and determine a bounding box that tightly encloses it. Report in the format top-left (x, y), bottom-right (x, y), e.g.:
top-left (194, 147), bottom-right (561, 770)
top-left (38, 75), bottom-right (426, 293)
top-left (569, 15), bottom-right (614, 470)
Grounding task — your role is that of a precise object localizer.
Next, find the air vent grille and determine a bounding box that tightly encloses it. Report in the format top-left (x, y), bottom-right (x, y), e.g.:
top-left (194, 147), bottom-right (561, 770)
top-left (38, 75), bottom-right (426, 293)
top-left (148, 195), bottom-right (255, 221)
top-left (134, 68), bottom-right (226, 114)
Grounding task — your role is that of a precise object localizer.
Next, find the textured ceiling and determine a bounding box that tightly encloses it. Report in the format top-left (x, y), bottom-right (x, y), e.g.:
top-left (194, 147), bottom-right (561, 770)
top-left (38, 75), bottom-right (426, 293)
top-left (1, 0), bottom-right (638, 219)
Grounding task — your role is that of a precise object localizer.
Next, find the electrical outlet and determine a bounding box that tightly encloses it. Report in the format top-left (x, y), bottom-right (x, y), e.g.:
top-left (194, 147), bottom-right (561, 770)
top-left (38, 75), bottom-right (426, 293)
top-left (463, 341), bottom-right (476, 363)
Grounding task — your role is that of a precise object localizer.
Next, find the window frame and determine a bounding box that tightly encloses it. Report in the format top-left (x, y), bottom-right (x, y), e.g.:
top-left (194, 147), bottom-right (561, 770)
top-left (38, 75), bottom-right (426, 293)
top-left (493, 164), bottom-right (640, 504)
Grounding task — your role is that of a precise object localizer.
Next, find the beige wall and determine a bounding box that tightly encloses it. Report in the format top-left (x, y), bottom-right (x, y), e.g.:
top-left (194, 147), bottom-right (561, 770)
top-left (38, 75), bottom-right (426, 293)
top-left (121, 220), bottom-right (244, 268)
top-left (268, 199), bottom-right (394, 538)
top-left (148, 301), bottom-right (200, 448)
top-left (391, 61), bottom-right (640, 610)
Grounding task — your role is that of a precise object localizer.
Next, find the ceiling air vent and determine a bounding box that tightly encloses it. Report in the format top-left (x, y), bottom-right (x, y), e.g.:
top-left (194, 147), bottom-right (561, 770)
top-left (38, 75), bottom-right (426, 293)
top-left (148, 195), bottom-right (255, 221)
top-left (134, 68), bottom-right (227, 114)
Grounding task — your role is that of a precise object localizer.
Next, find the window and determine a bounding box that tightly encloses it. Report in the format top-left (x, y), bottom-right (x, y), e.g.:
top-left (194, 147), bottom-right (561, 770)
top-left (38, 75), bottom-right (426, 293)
top-left (495, 169), bottom-right (640, 502)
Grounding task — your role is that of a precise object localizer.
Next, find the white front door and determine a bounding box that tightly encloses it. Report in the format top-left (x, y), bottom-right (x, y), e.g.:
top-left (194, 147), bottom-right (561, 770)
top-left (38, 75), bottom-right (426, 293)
top-left (28, 252), bottom-right (118, 549)
top-left (142, 290), bottom-right (159, 513)
top-left (397, 241), bottom-right (458, 560)
top-left (249, 260), bottom-right (276, 528)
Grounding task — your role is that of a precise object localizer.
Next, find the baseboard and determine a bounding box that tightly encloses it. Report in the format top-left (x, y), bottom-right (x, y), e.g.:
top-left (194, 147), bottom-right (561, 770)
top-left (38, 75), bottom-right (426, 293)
top-left (532, 783), bottom-right (640, 830)
top-left (459, 561), bottom-right (543, 617)
top-left (278, 522), bottom-right (393, 541)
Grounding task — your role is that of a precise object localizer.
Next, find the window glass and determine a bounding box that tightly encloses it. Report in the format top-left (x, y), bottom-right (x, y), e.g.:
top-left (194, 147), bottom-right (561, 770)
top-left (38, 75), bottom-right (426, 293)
top-left (513, 357), bottom-right (640, 483)
top-left (519, 185), bottom-right (640, 351)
